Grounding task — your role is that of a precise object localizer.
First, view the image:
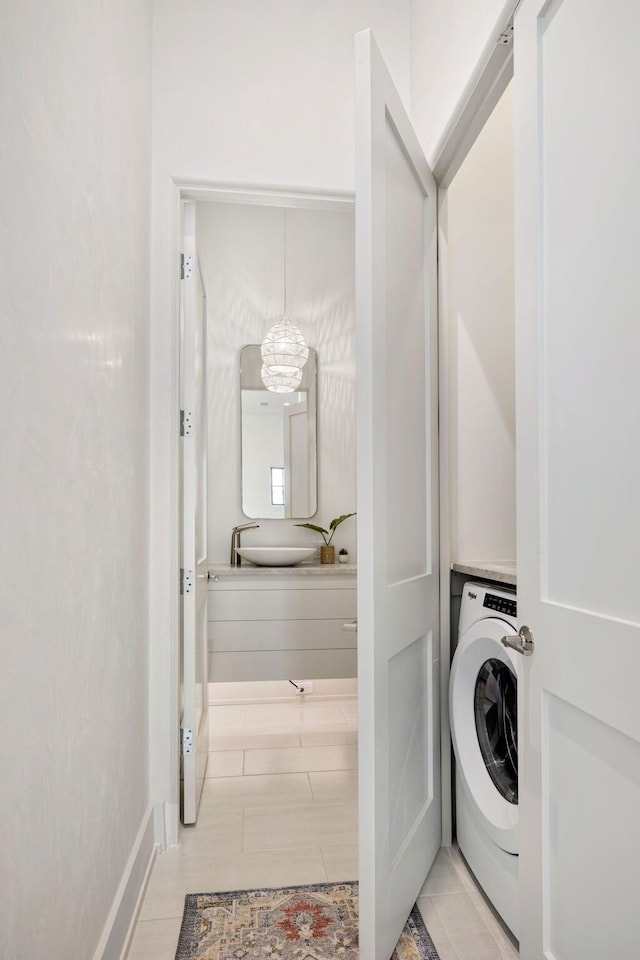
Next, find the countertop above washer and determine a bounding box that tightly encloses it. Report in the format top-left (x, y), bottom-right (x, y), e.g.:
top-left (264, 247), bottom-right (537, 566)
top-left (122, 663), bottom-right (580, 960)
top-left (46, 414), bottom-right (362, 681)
top-left (451, 560), bottom-right (516, 586)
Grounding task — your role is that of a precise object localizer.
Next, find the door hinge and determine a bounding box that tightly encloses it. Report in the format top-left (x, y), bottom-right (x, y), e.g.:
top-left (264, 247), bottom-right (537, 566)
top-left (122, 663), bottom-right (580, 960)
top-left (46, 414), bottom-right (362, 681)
top-left (180, 568), bottom-right (194, 595)
top-left (180, 253), bottom-right (194, 280)
top-left (497, 24), bottom-right (514, 44)
top-left (181, 727), bottom-right (194, 755)
top-left (180, 409), bottom-right (193, 436)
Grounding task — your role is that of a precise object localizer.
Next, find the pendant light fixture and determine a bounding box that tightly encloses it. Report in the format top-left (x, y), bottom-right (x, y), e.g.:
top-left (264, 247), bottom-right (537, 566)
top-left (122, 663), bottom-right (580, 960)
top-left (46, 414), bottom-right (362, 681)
top-left (261, 209), bottom-right (309, 392)
top-left (260, 363), bottom-right (303, 393)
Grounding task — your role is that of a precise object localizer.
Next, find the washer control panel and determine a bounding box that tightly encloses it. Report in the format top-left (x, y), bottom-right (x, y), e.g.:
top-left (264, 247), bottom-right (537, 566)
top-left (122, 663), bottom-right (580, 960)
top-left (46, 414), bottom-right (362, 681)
top-left (483, 593), bottom-right (517, 619)
top-left (459, 582), bottom-right (518, 634)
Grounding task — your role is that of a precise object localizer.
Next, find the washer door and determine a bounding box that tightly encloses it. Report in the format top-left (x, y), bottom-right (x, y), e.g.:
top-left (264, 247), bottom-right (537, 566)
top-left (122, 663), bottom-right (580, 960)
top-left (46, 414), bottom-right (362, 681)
top-left (450, 618), bottom-right (519, 854)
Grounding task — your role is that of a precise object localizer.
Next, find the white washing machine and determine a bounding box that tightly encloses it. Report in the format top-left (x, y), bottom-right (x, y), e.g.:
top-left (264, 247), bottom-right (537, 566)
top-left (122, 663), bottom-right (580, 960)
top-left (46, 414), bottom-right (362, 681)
top-left (449, 582), bottom-right (519, 937)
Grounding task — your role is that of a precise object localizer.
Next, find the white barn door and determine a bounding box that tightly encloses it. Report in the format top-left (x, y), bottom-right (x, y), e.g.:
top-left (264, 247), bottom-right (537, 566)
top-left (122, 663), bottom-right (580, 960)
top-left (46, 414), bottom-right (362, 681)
top-left (515, 1), bottom-right (640, 956)
top-left (355, 30), bottom-right (440, 960)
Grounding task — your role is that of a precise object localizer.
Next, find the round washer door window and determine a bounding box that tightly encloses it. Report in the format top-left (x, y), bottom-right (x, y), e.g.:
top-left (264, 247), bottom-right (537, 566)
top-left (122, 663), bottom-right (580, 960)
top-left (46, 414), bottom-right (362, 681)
top-left (474, 658), bottom-right (518, 804)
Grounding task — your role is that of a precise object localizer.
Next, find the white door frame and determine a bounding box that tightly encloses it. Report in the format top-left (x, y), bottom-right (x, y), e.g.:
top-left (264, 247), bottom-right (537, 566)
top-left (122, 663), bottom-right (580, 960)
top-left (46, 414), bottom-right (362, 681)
top-left (432, 3), bottom-right (517, 845)
top-left (150, 179), bottom-right (353, 848)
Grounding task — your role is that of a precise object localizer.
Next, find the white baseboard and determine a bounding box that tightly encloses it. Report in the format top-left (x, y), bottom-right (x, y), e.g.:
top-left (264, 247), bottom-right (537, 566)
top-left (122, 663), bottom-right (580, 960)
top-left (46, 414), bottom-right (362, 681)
top-left (91, 804), bottom-right (157, 960)
top-left (209, 678), bottom-right (357, 705)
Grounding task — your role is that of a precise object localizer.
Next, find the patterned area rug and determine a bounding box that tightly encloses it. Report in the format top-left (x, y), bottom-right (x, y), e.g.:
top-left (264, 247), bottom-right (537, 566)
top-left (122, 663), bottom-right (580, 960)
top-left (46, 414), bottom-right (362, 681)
top-left (174, 881), bottom-right (440, 960)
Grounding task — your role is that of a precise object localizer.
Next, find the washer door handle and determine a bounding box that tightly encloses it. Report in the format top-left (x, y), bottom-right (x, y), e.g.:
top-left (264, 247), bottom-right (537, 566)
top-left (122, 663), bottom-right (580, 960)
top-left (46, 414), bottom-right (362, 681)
top-left (501, 625), bottom-right (535, 656)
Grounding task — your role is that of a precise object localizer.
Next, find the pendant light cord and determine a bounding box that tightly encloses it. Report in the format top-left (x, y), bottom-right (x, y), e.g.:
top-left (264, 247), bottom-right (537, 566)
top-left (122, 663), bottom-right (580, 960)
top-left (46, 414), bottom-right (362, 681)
top-left (283, 207), bottom-right (287, 317)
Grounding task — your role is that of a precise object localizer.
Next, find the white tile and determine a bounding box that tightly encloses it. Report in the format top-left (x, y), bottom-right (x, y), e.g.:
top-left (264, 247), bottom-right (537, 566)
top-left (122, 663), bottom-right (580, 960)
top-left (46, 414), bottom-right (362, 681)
top-left (244, 743), bottom-right (357, 776)
top-left (139, 846), bottom-right (327, 921)
top-left (449, 844), bottom-right (518, 954)
top-left (470, 893), bottom-right (519, 958)
top-left (339, 701), bottom-right (359, 722)
top-left (419, 847), bottom-right (468, 896)
top-left (127, 917), bottom-right (183, 960)
top-left (424, 939), bottom-right (459, 960)
top-left (208, 704), bottom-right (246, 734)
top-left (200, 772), bottom-right (312, 809)
top-left (416, 900), bottom-right (459, 960)
top-left (178, 808), bottom-right (244, 857)
top-left (205, 750), bottom-right (244, 778)
top-left (245, 697), bottom-right (349, 722)
top-left (242, 701), bottom-right (349, 725)
top-left (299, 729), bottom-right (358, 746)
top-left (244, 801), bottom-right (357, 851)
top-left (309, 769), bottom-right (358, 803)
top-left (210, 732), bottom-right (300, 751)
top-left (430, 892), bottom-right (491, 933)
top-left (449, 929), bottom-right (505, 960)
top-left (322, 844), bottom-right (358, 881)
top-left (415, 896), bottom-right (441, 932)
top-left (240, 722), bottom-right (313, 737)
top-left (427, 892), bottom-right (508, 959)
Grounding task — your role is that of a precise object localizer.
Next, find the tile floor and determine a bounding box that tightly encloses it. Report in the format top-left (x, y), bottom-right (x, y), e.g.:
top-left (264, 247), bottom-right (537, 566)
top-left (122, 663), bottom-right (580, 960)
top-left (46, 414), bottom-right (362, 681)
top-left (127, 697), bottom-right (518, 960)
top-left (417, 846), bottom-right (518, 960)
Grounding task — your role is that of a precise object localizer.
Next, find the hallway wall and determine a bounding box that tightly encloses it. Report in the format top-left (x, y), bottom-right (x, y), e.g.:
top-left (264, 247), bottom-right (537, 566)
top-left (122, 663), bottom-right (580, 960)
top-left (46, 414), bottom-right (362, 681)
top-left (0, 3), bottom-right (153, 958)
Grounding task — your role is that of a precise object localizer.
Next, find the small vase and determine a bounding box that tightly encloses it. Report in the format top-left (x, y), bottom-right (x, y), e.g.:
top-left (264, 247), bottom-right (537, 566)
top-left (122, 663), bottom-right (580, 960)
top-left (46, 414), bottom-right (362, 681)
top-left (320, 545), bottom-right (335, 564)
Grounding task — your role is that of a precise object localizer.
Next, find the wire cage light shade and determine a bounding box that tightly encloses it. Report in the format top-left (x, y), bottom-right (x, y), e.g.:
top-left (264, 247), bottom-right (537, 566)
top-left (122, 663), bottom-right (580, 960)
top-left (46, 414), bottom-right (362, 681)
top-left (260, 363), bottom-right (303, 393)
top-left (260, 317), bottom-right (309, 376)
top-left (260, 209), bottom-right (310, 393)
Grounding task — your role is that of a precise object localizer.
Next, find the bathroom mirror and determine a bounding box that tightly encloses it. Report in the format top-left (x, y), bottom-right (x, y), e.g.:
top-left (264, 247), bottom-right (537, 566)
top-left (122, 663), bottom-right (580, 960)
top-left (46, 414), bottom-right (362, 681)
top-left (240, 344), bottom-right (317, 519)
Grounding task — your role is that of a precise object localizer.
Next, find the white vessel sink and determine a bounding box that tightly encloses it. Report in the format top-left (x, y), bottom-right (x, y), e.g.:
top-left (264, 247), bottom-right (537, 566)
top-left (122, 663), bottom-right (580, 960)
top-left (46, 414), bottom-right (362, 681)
top-left (235, 546), bottom-right (317, 567)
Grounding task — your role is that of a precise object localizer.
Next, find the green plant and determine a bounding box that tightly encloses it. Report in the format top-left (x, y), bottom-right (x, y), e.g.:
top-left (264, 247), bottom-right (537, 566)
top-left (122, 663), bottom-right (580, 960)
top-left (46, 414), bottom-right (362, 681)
top-left (295, 512), bottom-right (356, 547)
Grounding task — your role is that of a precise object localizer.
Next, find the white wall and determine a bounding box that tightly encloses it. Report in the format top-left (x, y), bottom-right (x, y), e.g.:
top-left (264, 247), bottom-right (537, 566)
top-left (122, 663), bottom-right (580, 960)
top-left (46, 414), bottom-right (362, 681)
top-left (0, 4), bottom-right (152, 959)
top-left (410, 0), bottom-right (517, 164)
top-left (198, 202), bottom-right (357, 561)
top-left (242, 409), bottom-right (286, 520)
top-left (152, 0), bottom-right (412, 191)
top-left (446, 84), bottom-right (515, 561)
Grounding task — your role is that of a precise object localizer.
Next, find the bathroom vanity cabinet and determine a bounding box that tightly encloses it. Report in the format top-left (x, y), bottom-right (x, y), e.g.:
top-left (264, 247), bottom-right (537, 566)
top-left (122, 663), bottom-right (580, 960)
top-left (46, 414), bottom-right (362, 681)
top-left (207, 567), bottom-right (357, 682)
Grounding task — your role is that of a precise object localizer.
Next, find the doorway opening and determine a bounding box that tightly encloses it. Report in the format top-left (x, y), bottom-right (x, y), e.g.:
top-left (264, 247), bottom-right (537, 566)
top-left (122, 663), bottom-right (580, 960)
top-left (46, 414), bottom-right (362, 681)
top-left (179, 185), bottom-right (359, 894)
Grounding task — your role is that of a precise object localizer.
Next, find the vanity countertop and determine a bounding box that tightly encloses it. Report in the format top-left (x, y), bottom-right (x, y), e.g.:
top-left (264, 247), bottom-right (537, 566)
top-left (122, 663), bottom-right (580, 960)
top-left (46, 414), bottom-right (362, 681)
top-left (451, 560), bottom-right (516, 586)
top-left (209, 562), bottom-right (357, 579)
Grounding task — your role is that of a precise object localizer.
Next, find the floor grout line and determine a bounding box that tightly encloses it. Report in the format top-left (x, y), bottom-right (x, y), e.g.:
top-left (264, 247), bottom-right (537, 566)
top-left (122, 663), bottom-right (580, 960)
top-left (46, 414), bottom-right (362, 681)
top-left (318, 845), bottom-right (329, 882)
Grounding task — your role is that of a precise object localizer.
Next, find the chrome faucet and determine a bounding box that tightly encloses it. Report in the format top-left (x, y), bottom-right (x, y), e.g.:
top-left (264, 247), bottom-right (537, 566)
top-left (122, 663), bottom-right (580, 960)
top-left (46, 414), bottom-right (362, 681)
top-left (230, 522), bottom-right (260, 566)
